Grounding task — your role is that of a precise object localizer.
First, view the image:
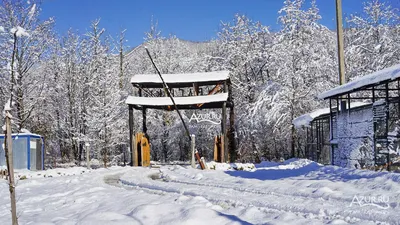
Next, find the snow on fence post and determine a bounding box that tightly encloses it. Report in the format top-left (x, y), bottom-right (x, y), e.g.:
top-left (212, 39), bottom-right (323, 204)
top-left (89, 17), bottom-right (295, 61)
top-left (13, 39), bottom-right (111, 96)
top-left (191, 134), bottom-right (195, 168)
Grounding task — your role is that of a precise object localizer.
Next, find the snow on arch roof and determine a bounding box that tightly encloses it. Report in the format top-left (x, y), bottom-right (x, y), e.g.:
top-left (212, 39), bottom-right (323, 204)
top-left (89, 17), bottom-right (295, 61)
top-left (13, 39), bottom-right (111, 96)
top-left (318, 64), bottom-right (400, 99)
top-left (125, 93), bottom-right (229, 109)
top-left (130, 70), bottom-right (230, 88)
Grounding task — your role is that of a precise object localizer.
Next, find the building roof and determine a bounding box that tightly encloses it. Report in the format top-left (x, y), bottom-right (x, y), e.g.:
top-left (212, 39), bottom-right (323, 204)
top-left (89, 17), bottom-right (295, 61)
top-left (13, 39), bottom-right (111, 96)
top-left (130, 70), bottom-right (230, 88)
top-left (318, 64), bottom-right (400, 99)
top-left (293, 108), bottom-right (330, 128)
top-left (292, 102), bottom-right (371, 128)
top-left (126, 93), bottom-right (229, 110)
top-left (0, 133), bottom-right (42, 139)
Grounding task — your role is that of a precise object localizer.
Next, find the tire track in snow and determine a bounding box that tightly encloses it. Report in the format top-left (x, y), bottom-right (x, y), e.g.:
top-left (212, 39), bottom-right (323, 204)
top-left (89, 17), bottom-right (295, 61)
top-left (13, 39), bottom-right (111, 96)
top-left (118, 176), bottom-right (332, 224)
top-left (157, 176), bottom-right (392, 224)
top-left (162, 168), bottom-right (396, 213)
top-left (119, 171), bottom-right (394, 225)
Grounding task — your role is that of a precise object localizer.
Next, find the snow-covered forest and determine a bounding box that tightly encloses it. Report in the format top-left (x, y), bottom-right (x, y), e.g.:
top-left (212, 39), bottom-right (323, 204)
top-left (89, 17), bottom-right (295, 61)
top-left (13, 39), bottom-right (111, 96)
top-left (1, 0), bottom-right (399, 166)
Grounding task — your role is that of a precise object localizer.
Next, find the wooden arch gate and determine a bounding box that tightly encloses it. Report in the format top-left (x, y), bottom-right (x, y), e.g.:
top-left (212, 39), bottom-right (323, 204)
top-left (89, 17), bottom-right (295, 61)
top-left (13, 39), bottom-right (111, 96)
top-left (126, 70), bottom-right (236, 167)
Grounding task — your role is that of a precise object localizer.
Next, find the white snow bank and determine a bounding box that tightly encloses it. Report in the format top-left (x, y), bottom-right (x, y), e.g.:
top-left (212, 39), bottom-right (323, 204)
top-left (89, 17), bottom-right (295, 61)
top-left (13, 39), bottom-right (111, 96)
top-left (126, 93), bottom-right (228, 106)
top-left (131, 70), bottom-right (230, 85)
top-left (254, 160), bottom-right (280, 168)
top-left (248, 159), bottom-right (322, 176)
top-left (319, 64), bottom-right (400, 99)
top-left (0, 26), bottom-right (4, 32)
top-left (205, 161), bottom-right (255, 171)
top-left (11, 166), bottom-right (90, 179)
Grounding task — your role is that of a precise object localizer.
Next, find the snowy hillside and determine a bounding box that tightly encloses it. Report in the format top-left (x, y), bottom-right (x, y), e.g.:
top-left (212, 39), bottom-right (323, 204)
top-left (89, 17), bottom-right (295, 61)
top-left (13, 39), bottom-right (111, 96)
top-left (1, 159), bottom-right (399, 224)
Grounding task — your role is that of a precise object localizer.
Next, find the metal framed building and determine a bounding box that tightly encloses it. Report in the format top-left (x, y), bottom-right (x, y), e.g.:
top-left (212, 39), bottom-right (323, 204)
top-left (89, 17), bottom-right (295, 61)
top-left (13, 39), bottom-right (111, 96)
top-left (0, 133), bottom-right (44, 170)
top-left (293, 108), bottom-right (331, 164)
top-left (318, 64), bottom-right (400, 169)
top-left (293, 102), bottom-right (371, 166)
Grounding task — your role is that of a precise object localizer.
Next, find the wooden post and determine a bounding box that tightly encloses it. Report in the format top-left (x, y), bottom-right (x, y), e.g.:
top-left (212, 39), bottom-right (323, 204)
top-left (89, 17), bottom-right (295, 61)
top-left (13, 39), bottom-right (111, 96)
top-left (336, 0), bottom-right (347, 110)
top-left (191, 134), bottom-right (196, 168)
top-left (129, 105), bottom-right (134, 167)
top-left (133, 133), bottom-right (138, 166)
top-left (195, 150), bottom-right (205, 170)
top-left (336, 0), bottom-right (346, 86)
top-left (193, 83), bottom-right (199, 96)
top-left (142, 108), bottom-right (147, 134)
top-left (228, 82), bottom-right (236, 162)
top-left (85, 143), bottom-right (90, 169)
top-left (222, 81), bottom-right (228, 162)
top-left (141, 136), bottom-right (151, 167)
top-left (213, 136), bottom-right (219, 162)
top-left (5, 111), bottom-right (18, 225)
top-left (201, 157), bottom-right (208, 169)
top-left (220, 135), bottom-right (225, 163)
top-left (139, 88), bottom-right (147, 134)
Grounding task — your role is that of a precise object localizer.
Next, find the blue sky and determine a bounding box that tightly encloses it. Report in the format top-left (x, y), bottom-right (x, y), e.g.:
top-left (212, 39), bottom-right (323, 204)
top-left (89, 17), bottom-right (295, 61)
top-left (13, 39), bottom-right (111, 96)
top-left (39, 0), bottom-right (389, 48)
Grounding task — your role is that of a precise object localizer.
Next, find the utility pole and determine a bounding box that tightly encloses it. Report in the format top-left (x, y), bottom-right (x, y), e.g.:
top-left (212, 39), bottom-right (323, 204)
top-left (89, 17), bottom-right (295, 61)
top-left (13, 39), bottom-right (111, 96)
top-left (336, 0), bottom-right (347, 109)
top-left (334, 0), bottom-right (346, 167)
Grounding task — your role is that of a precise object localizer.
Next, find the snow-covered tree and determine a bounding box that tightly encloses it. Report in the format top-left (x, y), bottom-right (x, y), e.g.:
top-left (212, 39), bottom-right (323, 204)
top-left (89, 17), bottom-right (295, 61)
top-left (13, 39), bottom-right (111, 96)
top-left (0, 0), bottom-right (54, 131)
top-left (346, 0), bottom-right (400, 79)
top-left (217, 14), bottom-right (273, 161)
top-left (251, 0), bottom-right (337, 158)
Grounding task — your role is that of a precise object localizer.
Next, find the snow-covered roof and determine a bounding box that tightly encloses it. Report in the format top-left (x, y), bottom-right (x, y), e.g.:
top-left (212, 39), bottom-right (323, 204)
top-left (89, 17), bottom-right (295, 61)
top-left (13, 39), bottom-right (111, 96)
top-left (126, 93), bottom-right (229, 107)
top-left (293, 108), bottom-right (330, 128)
top-left (130, 71), bottom-right (230, 86)
top-left (293, 101), bottom-right (371, 128)
top-left (318, 64), bottom-right (400, 99)
top-left (0, 133), bottom-right (42, 138)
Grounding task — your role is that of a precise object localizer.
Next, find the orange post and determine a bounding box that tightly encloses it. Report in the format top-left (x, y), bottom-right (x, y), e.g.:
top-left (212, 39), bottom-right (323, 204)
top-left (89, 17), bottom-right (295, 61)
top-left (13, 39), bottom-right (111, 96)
top-left (195, 150), bottom-right (205, 170)
top-left (141, 136), bottom-right (151, 167)
top-left (134, 132), bottom-right (151, 167)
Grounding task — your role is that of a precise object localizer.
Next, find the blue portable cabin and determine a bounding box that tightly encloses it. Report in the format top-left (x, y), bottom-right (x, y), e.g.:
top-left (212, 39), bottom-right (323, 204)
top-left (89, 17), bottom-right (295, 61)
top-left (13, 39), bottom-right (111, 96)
top-left (0, 133), bottom-right (44, 170)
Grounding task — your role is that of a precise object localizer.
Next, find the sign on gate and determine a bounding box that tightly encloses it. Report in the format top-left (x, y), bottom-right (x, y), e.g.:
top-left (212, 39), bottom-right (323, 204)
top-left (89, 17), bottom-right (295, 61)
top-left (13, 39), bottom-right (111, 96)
top-left (188, 112), bottom-right (221, 131)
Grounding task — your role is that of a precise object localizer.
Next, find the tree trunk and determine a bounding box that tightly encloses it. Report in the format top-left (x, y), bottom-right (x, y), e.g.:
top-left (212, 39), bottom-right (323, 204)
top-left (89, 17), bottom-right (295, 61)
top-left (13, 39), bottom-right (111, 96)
top-left (5, 111), bottom-right (18, 225)
top-left (78, 142), bottom-right (83, 166)
top-left (103, 148), bottom-right (108, 168)
top-left (16, 65), bottom-right (24, 130)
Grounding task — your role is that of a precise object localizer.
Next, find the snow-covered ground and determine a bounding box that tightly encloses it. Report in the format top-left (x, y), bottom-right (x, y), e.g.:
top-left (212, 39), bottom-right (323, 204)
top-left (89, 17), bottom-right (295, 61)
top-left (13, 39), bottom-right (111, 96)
top-left (0, 159), bottom-right (399, 224)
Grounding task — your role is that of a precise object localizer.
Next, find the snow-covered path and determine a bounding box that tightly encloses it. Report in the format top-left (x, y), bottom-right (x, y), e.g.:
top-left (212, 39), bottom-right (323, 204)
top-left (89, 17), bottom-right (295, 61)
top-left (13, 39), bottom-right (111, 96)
top-left (0, 167), bottom-right (251, 225)
top-left (120, 160), bottom-right (400, 225)
top-left (0, 159), bottom-right (399, 224)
